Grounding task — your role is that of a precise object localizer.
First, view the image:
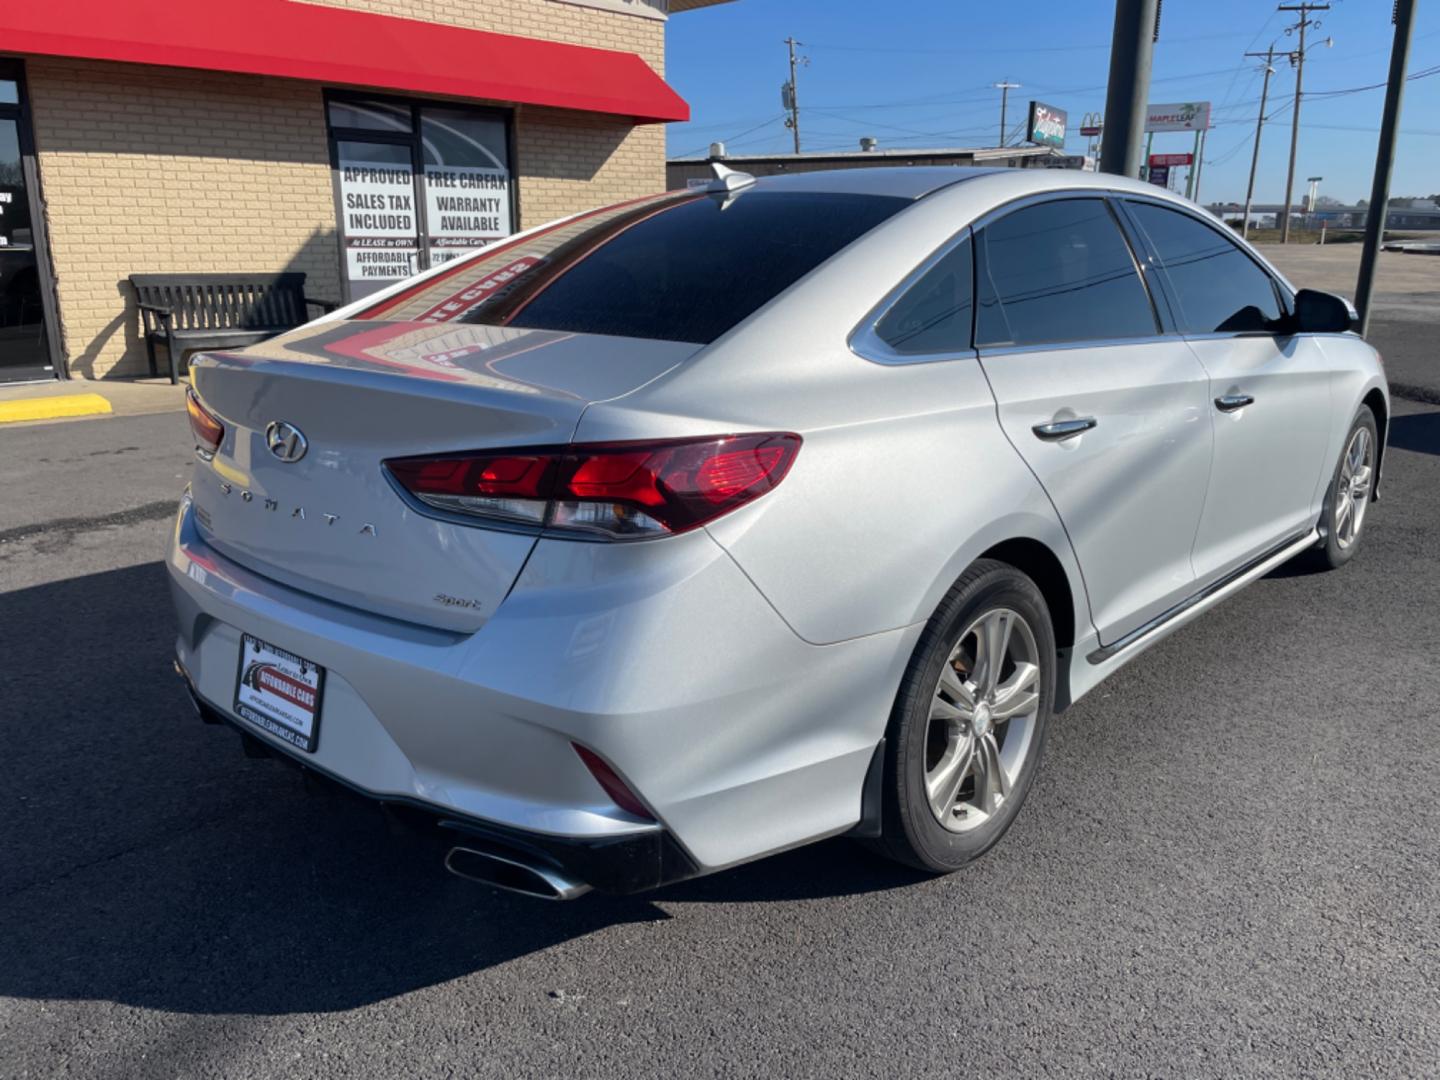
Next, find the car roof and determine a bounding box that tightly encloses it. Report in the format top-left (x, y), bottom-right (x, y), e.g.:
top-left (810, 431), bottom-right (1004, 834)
top-left (738, 165), bottom-right (1204, 206)
top-left (742, 166), bottom-right (1013, 200)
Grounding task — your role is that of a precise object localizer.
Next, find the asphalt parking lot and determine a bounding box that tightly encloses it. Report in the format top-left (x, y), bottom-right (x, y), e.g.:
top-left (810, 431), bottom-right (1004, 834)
top-left (2, 333), bottom-right (1439, 1077)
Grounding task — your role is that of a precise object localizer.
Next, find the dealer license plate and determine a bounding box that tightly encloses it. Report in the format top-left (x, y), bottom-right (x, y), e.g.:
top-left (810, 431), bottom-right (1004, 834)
top-left (234, 634), bottom-right (325, 753)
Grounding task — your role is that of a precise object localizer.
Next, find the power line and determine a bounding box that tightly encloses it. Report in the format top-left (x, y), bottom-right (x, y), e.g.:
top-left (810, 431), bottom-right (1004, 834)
top-left (805, 64), bottom-right (1253, 114)
top-left (801, 31), bottom-right (1251, 55)
top-left (671, 115), bottom-right (786, 159)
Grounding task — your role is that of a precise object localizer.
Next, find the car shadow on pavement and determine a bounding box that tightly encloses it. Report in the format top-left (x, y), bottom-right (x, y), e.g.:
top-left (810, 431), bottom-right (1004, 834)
top-left (0, 561), bottom-right (921, 1016)
top-left (1386, 409), bottom-right (1440, 457)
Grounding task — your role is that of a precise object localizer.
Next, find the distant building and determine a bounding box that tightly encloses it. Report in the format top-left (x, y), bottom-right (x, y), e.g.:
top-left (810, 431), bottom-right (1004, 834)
top-left (1207, 203), bottom-right (1440, 231)
top-left (667, 144), bottom-right (1073, 190)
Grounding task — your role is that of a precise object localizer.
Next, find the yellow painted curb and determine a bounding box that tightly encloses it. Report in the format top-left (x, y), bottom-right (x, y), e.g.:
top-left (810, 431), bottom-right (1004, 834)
top-left (0, 393), bottom-right (113, 424)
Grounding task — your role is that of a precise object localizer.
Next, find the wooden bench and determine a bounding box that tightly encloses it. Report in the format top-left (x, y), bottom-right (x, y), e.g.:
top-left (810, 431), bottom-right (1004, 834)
top-left (130, 273), bottom-right (338, 384)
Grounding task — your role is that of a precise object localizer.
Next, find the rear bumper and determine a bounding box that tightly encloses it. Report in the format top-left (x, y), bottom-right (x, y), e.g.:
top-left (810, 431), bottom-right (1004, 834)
top-left (167, 493), bottom-right (919, 876)
top-left (176, 669), bottom-right (699, 895)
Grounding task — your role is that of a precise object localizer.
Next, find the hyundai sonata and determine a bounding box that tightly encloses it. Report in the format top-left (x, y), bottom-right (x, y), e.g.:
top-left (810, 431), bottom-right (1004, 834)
top-left (169, 165), bottom-right (1387, 898)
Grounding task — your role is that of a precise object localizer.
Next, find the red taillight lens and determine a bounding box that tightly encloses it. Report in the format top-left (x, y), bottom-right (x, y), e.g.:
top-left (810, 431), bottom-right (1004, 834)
top-left (385, 432), bottom-right (801, 539)
top-left (572, 744), bottom-right (654, 820)
top-left (186, 388), bottom-right (224, 458)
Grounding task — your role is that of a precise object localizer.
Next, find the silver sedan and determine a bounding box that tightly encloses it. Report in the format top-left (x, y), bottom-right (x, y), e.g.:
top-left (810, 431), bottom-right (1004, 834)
top-left (169, 165), bottom-right (1388, 898)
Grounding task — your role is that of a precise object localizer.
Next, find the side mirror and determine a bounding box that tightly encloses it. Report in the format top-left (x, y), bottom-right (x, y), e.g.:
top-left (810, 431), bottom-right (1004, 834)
top-left (1293, 288), bottom-right (1356, 334)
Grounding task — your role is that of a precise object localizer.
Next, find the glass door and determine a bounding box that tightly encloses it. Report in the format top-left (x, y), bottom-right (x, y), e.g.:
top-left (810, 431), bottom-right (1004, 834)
top-left (0, 69), bottom-right (55, 382)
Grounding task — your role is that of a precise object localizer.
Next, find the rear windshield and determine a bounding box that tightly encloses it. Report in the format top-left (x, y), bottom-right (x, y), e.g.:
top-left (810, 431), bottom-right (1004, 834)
top-left (361, 190), bottom-right (910, 344)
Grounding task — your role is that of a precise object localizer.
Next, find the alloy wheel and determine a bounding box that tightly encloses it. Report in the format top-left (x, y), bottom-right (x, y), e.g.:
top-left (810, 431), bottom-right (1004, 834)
top-left (923, 607), bottom-right (1041, 833)
top-left (1334, 426), bottom-right (1373, 550)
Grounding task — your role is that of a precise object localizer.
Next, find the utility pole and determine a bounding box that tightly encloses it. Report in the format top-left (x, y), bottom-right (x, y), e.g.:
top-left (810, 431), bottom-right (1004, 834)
top-left (993, 82), bottom-right (1021, 148)
top-left (1241, 45), bottom-right (1278, 238)
top-left (1099, 0), bottom-right (1161, 177)
top-left (1356, 0), bottom-right (1418, 336)
top-left (1278, 3), bottom-right (1330, 243)
top-left (782, 37), bottom-right (805, 154)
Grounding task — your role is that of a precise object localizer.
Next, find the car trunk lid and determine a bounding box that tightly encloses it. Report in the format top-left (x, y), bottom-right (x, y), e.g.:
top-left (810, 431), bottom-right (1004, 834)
top-left (187, 319), bottom-right (698, 632)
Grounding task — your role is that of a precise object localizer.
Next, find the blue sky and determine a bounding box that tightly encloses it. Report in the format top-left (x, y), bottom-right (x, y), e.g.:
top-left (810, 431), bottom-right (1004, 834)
top-left (665, 0), bottom-right (1440, 205)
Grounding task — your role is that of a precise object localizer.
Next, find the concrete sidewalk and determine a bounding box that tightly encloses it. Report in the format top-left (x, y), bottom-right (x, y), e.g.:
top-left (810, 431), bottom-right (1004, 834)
top-left (0, 377), bottom-right (187, 426)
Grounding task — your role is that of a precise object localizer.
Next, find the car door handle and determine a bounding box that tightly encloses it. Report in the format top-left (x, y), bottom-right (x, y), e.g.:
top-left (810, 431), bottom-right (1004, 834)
top-left (1031, 417), bottom-right (1097, 441)
top-left (1214, 394), bottom-right (1255, 413)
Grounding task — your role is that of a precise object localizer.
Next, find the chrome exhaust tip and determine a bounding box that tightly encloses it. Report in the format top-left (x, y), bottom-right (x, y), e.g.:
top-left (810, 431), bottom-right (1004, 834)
top-left (444, 845), bottom-right (592, 901)
top-left (174, 657), bottom-right (220, 723)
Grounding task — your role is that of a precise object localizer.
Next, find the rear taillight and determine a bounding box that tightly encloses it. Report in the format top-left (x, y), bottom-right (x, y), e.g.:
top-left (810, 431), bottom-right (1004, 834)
top-left (385, 432), bottom-right (801, 540)
top-left (186, 388), bottom-right (224, 459)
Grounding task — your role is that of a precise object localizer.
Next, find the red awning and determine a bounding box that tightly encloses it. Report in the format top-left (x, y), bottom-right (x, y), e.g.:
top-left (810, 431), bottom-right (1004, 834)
top-left (1, 0), bottom-right (688, 123)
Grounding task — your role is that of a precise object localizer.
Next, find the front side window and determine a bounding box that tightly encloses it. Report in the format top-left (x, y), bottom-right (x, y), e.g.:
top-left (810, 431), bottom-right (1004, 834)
top-left (361, 190), bottom-right (910, 344)
top-left (975, 198), bottom-right (1157, 348)
top-left (872, 235), bottom-right (974, 355)
top-left (1126, 201), bottom-right (1284, 334)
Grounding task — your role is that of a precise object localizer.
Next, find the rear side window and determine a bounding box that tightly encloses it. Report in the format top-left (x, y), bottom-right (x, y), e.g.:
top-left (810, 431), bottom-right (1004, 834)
top-left (873, 235), bottom-right (974, 354)
top-left (975, 198), bottom-right (1157, 348)
top-left (1126, 201), bottom-right (1284, 334)
top-left (361, 190), bottom-right (909, 344)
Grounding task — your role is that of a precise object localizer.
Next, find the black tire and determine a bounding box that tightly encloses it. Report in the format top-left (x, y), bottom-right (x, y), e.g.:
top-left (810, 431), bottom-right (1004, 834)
top-left (1303, 405), bottom-right (1378, 572)
top-left (869, 559), bottom-right (1056, 873)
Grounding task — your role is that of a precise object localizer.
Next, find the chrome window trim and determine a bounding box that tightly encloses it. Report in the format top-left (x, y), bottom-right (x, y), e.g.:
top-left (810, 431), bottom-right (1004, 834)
top-left (848, 225), bottom-right (977, 366)
top-left (1182, 330), bottom-right (1286, 343)
top-left (977, 334), bottom-right (1175, 359)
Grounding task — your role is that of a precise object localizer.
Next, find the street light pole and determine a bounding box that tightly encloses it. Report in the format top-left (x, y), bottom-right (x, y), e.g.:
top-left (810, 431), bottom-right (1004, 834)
top-left (1242, 45), bottom-right (1277, 239)
top-left (1356, 0), bottom-right (1418, 337)
top-left (1099, 0), bottom-right (1160, 177)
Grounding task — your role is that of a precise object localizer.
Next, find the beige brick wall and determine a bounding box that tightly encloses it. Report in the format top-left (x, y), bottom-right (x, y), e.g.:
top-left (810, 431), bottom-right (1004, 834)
top-left (517, 109), bottom-right (664, 223)
top-left (26, 59), bottom-right (342, 379)
top-left (304, 0), bottom-right (664, 72)
top-left (25, 4), bottom-right (670, 378)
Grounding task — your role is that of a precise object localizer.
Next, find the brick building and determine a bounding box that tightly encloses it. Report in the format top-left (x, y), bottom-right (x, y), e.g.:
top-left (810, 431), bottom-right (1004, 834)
top-left (0, 0), bottom-right (730, 382)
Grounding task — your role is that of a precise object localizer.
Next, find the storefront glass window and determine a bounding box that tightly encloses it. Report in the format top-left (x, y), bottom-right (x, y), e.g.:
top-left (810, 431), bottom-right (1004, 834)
top-left (326, 98), bottom-right (412, 133)
top-left (420, 107), bottom-right (512, 268)
top-left (334, 140), bottom-right (421, 300)
top-left (327, 95), bottom-right (512, 302)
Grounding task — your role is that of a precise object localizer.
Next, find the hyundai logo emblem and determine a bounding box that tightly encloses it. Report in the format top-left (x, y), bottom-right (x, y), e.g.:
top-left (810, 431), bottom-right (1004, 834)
top-left (265, 421), bottom-right (308, 463)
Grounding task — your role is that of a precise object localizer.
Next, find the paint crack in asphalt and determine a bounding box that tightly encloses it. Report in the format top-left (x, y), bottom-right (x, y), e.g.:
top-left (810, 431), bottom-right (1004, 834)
top-left (0, 500), bottom-right (178, 548)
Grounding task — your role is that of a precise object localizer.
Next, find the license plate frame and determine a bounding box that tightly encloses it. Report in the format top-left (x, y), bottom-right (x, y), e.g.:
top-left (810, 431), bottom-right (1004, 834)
top-left (234, 634), bottom-right (325, 753)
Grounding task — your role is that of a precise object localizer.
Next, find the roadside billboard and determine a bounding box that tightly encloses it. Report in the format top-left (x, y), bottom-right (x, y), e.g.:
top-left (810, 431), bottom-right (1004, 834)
top-left (1026, 101), bottom-right (1067, 148)
top-left (1145, 102), bottom-right (1211, 132)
